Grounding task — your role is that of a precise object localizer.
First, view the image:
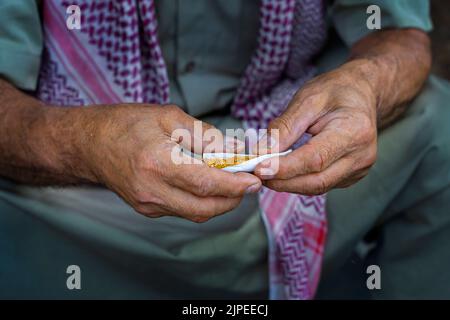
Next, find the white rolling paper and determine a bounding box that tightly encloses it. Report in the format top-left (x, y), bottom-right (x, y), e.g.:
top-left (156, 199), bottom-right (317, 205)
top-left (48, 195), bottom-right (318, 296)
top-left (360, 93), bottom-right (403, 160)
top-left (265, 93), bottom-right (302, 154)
top-left (202, 150), bottom-right (292, 173)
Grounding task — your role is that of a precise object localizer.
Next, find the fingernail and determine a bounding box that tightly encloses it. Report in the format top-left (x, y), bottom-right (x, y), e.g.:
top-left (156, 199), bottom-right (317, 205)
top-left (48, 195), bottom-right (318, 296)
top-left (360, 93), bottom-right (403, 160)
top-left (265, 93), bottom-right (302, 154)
top-left (257, 167), bottom-right (276, 179)
top-left (253, 134), bottom-right (277, 154)
top-left (246, 183), bottom-right (261, 194)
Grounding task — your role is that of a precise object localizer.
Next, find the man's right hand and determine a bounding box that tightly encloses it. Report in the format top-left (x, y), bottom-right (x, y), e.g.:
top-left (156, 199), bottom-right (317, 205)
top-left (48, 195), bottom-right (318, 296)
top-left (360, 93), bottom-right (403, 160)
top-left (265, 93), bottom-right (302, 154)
top-left (0, 79), bottom-right (261, 222)
top-left (80, 104), bottom-right (261, 222)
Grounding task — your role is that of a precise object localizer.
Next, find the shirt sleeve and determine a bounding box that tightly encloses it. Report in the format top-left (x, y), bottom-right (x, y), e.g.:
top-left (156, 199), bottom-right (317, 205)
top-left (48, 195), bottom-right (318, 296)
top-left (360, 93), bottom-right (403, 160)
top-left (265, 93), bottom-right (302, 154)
top-left (331, 0), bottom-right (433, 47)
top-left (0, 0), bottom-right (43, 90)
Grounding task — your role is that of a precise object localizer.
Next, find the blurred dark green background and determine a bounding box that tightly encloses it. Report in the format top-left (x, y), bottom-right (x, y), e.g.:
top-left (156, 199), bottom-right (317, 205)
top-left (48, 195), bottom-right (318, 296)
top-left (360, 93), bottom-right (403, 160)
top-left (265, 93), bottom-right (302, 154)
top-left (430, 0), bottom-right (450, 80)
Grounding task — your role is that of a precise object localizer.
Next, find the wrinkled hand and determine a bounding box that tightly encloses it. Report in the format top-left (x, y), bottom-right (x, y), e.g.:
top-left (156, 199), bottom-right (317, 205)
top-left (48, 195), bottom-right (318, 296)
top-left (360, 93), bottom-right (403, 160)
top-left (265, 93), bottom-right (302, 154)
top-left (84, 104), bottom-right (261, 222)
top-left (254, 61), bottom-right (378, 194)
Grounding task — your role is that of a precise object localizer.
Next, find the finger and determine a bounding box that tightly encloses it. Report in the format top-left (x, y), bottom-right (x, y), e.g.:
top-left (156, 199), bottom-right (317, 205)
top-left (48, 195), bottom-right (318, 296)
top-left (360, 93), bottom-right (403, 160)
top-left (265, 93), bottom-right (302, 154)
top-left (136, 184), bottom-right (243, 223)
top-left (335, 168), bottom-right (370, 188)
top-left (168, 160), bottom-right (262, 198)
top-left (161, 105), bottom-right (220, 154)
top-left (170, 166), bottom-right (262, 198)
top-left (263, 157), bottom-right (365, 195)
top-left (254, 126), bottom-right (354, 179)
top-left (252, 90), bottom-right (328, 154)
top-left (171, 190), bottom-right (243, 222)
top-left (133, 202), bottom-right (174, 219)
top-left (161, 105), bottom-right (245, 154)
top-left (164, 144), bottom-right (262, 197)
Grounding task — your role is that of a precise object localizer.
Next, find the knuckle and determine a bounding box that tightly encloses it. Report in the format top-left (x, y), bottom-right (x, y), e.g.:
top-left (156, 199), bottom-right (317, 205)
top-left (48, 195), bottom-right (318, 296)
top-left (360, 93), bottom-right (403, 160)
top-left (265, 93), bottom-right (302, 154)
top-left (311, 175), bottom-right (330, 195)
top-left (271, 116), bottom-right (293, 138)
top-left (134, 204), bottom-right (162, 218)
top-left (134, 190), bottom-right (162, 205)
top-left (275, 164), bottom-right (290, 179)
top-left (357, 115), bottom-right (376, 143)
top-left (136, 150), bottom-right (159, 173)
top-left (274, 160), bottom-right (294, 179)
top-left (196, 178), bottom-right (215, 196)
top-left (164, 104), bottom-right (183, 115)
top-left (364, 147), bottom-right (378, 167)
top-left (357, 146), bottom-right (377, 170)
top-left (302, 93), bottom-right (323, 107)
top-left (161, 105), bottom-right (184, 124)
top-left (309, 148), bottom-right (329, 173)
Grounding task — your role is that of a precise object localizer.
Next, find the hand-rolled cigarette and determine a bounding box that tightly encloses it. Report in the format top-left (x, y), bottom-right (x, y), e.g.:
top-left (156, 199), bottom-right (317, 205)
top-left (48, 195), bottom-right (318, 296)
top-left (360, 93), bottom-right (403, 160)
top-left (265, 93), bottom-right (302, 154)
top-left (202, 150), bottom-right (292, 173)
top-left (203, 155), bottom-right (257, 169)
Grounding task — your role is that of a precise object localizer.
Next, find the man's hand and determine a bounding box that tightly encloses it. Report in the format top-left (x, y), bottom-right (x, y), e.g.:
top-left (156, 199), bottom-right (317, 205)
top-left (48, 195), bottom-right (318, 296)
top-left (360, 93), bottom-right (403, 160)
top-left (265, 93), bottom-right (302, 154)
top-left (253, 29), bottom-right (431, 195)
top-left (84, 104), bottom-right (261, 222)
top-left (0, 79), bottom-right (261, 222)
top-left (254, 61), bottom-right (378, 194)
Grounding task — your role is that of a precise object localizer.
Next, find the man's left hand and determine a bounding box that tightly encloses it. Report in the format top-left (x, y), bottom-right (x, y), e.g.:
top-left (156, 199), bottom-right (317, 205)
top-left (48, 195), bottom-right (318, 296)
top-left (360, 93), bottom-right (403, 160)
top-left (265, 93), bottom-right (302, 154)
top-left (254, 60), bottom-right (379, 195)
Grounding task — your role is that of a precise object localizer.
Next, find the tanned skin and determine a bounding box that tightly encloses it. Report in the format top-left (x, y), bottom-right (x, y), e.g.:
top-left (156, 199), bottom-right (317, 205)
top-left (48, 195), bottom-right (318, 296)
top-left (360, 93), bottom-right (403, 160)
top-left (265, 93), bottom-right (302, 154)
top-left (0, 84), bottom-right (262, 222)
top-left (0, 29), bottom-right (431, 220)
top-left (254, 29), bottom-right (431, 194)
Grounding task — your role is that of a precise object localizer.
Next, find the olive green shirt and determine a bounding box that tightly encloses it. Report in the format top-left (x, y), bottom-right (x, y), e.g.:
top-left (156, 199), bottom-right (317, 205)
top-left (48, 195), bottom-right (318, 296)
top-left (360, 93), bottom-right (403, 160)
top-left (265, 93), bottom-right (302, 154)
top-left (155, 0), bottom-right (260, 116)
top-left (0, 0), bottom-right (432, 95)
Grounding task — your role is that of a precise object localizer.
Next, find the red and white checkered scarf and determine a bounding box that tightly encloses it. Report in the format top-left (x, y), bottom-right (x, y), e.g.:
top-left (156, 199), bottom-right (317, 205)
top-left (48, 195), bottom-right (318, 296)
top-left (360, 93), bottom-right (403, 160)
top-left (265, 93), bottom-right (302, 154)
top-left (37, 0), bottom-right (328, 299)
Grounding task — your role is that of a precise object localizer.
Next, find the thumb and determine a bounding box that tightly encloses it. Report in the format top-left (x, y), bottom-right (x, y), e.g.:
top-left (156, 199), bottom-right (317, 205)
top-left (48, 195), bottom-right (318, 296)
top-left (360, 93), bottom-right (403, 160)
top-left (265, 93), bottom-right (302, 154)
top-left (252, 92), bottom-right (326, 154)
top-left (163, 105), bottom-right (243, 155)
